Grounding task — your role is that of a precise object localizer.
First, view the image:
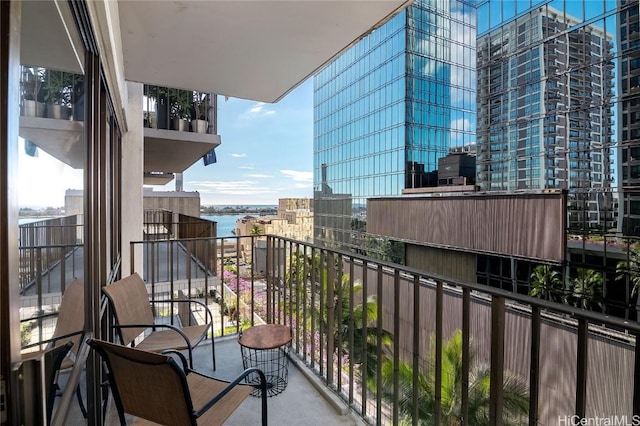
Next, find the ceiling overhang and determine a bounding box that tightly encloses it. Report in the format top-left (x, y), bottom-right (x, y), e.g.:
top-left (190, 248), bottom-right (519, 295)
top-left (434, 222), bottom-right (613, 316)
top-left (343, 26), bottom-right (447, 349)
top-left (143, 172), bottom-right (175, 186)
top-left (144, 129), bottom-right (221, 173)
top-left (118, 0), bottom-right (412, 103)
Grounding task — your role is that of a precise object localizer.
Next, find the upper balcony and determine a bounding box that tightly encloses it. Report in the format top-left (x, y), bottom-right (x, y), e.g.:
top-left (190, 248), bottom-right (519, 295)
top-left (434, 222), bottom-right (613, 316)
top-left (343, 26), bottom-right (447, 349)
top-left (142, 85), bottom-right (221, 185)
top-left (17, 72), bottom-right (221, 186)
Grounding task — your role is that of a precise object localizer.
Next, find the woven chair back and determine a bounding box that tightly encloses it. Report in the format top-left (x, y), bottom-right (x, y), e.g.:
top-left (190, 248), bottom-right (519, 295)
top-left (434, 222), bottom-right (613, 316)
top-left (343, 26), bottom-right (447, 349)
top-left (90, 339), bottom-right (194, 426)
top-left (52, 278), bottom-right (84, 354)
top-left (102, 273), bottom-right (155, 346)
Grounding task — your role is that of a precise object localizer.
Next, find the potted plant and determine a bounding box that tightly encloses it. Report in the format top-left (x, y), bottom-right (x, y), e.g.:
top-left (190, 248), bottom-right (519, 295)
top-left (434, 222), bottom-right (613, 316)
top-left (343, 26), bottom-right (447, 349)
top-left (42, 69), bottom-right (73, 120)
top-left (169, 89), bottom-right (192, 131)
top-left (144, 85), bottom-right (169, 129)
top-left (21, 66), bottom-right (45, 117)
top-left (191, 91), bottom-right (211, 133)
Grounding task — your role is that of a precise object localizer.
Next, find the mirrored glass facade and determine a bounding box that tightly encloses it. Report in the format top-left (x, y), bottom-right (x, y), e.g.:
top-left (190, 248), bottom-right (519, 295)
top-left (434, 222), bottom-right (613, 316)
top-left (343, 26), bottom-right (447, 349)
top-left (313, 0), bottom-right (477, 251)
top-left (477, 0), bottom-right (639, 234)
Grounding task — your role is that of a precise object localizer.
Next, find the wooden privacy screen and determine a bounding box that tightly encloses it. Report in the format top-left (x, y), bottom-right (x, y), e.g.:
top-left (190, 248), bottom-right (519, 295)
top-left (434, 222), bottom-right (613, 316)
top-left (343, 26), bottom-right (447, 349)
top-left (367, 192), bottom-right (566, 262)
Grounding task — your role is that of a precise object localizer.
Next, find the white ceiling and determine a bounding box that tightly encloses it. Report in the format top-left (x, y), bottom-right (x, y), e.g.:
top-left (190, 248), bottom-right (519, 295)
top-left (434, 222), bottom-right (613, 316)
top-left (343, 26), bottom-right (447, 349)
top-left (118, 0), bottom-right (412, 103)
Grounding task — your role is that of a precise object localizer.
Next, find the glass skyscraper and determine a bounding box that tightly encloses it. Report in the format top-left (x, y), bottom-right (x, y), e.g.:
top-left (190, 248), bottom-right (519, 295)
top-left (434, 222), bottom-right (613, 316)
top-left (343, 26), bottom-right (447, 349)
top-left (313, 0), bottom-right (477, 251)
top-left (476, 0), bottom-right (638, 233)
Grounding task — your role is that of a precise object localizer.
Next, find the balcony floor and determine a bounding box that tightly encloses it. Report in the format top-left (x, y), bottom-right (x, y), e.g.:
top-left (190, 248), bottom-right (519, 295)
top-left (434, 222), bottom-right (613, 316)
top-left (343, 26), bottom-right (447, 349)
top-left (59, 337), bottom-right (365, 425)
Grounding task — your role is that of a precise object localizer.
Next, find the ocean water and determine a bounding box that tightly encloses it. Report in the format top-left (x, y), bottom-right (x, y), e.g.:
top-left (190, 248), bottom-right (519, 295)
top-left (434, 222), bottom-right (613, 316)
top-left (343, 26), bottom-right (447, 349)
top-left (202, 214), bottom-right (249, 237)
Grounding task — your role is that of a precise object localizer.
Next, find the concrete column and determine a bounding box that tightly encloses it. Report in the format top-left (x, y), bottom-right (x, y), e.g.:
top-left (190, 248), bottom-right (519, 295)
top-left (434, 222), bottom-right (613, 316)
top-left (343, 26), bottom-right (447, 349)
top-left (121, 82), bottom-right (144, 277)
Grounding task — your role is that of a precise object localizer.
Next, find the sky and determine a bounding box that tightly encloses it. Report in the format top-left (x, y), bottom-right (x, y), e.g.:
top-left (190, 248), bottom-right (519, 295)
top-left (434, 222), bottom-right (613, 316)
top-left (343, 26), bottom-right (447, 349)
top-left (18, 79), bottom-right (314, 208)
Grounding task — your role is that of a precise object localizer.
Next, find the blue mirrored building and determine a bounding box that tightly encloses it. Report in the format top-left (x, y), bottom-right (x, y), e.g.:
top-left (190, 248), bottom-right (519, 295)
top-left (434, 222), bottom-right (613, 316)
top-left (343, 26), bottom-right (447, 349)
top-left (313, 0), bottom-right (477, 251)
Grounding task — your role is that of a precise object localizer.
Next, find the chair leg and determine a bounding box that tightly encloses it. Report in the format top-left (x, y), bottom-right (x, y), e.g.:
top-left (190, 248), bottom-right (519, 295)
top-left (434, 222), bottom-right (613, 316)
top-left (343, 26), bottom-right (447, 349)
top-left (212, 341), bottom-right (216, 371)
top-left (75, 385), bottom-right (87, 418)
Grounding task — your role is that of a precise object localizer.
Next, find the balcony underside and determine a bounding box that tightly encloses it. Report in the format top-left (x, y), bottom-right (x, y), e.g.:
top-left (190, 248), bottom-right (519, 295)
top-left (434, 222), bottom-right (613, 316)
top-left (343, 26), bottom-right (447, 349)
top-left (144, 128), bottom-right (221, 174)
top-left (18, 117), bottom-right (220, 177)
top-left (19, 116), bottom-right (84, 169)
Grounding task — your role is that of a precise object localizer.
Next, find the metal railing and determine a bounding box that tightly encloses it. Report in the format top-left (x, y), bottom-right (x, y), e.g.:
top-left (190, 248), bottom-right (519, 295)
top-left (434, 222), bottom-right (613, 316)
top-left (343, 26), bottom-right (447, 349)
top-left (143, 85), bottom-right (215, 133)
top-left (19, 215), bottom-right (83, 293)
top-left (127, 232), bottom-right (640, 425)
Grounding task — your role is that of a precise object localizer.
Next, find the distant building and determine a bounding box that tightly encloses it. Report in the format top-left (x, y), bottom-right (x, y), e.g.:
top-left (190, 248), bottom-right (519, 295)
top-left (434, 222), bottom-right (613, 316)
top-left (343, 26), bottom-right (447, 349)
top-left (476, 2), bottom-right (617, 231)
top-left (236, 198), bottom-right (313, 242)
top-left (65, 188), bottom-right (200, 218)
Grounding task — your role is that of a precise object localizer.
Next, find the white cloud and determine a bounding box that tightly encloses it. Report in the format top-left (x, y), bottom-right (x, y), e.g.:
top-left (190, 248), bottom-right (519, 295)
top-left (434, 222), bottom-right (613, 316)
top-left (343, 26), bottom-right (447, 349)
top-left (231, 153), bottom-right (248, 158)
top-left (451, 117), bottom-right (471, 132)
top-left (280, 170), bottom-right (312, 182)
top-left (189, 180), bottom-right (276, 196)
top-left (249, 102), bottom-right (276, 116)
top-left (246, 174), bottom-right (272, 178)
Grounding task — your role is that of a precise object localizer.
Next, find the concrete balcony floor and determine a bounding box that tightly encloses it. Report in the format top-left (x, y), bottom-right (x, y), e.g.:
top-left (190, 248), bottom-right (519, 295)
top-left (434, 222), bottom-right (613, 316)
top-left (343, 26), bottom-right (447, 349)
top-left (59, 337), bottom-right (365, 425)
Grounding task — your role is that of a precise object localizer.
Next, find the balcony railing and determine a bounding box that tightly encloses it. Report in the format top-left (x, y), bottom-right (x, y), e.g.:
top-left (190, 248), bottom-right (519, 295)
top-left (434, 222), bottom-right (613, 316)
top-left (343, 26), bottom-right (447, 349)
top-left (19, 216), bottom-right (640, 424)
top-left (143, 84), bottom-right (215, 134)
top-left (124, 234), bottom-right (640, 425)
top-left (18, 215), bottom-right (83, 294)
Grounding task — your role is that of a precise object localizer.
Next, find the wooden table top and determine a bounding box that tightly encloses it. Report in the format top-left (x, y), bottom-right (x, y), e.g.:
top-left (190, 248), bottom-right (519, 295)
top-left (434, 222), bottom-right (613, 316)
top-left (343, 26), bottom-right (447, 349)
top-left (238, 324), bottom-right (292, 350)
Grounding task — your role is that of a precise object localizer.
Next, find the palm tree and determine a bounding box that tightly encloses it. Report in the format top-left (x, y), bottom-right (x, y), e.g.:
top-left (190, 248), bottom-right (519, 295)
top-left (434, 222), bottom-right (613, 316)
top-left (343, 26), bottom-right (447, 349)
top-left (529, 265), bottom-right (564, 302)
top-left (381, 330), bottom-right (529, 425)
top-left (570, 268), bottom-right (603, 310)
top-left (616, 245), bottom-right (640, 298)
top-left (249, 223), bottom-right (263, 236)
top-left (330, 275), bottom-right (392, 388)
top-left (284, 252), bottom-right (392, 387)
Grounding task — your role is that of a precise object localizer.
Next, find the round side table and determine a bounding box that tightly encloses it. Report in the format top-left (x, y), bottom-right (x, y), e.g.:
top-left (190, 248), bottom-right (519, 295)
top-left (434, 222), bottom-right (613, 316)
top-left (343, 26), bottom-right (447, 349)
top-left (239, 324), bottom-right (292, 397)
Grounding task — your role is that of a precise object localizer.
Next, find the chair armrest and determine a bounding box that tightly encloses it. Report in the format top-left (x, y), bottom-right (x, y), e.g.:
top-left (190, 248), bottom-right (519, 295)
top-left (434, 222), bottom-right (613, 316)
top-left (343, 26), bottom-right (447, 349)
top-left (192, 367), bottom-right (268, 418)
top-left (161, 349), bottom-right (189, 371)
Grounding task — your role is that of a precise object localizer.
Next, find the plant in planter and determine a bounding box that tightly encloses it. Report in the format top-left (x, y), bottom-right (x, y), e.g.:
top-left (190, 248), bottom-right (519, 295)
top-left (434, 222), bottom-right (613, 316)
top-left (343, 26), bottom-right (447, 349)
top-left (191, 91), bottom-right (211, 133)
top-left (144, 85), bottom-right (170, 129)
top-left (169, 89), bottom-right (192, 131)
top-left (42, 69), bottom-right (73, 120)
top-left (21, 66), bottom-right (46, 117)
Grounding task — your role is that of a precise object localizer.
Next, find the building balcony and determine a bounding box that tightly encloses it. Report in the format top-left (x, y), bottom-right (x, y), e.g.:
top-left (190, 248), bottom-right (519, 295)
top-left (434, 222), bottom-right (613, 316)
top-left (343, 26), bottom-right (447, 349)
top-left (142, 85), bottom-right (221, 185)
top-left (18, 212), bottom-right (640, 425)
top-left (17, 71), bottom-right (222, 186)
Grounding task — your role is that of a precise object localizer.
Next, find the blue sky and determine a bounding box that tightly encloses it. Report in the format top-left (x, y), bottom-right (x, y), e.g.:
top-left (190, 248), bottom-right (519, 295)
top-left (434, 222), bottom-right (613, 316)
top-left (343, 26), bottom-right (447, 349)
top-left (18, 80), bottom-right (314, 208)
top-left (171, 79), bottom-right (314, 206)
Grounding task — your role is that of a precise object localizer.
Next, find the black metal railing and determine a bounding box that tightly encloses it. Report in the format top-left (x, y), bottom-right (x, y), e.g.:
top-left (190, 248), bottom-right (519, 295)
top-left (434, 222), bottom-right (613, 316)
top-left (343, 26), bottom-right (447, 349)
top-left (143, 84), bottom-right (215, 134)
top-left (126, 232), bottom-right (640, 425)
top-left (20, 65), bottom-right (84, 121)
top-left (19, 215), bottom-right (83, 293)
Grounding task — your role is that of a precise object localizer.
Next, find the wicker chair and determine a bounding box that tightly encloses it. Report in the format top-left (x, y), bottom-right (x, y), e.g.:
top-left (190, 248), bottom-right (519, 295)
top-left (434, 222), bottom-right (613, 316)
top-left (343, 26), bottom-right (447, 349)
top-left (22, 278), bottom-right (87, 419)
top-left (102, 273), bottom-right (216, 370)
top-left (88, 339), bottom-right (267, 426)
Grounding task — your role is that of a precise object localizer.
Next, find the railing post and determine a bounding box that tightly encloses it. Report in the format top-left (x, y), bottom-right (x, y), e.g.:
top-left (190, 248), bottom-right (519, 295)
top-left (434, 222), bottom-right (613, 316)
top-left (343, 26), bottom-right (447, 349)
top-left (489, 296), bottom-right (505, 426)
top-left (266, 236), bottom-right (272, 324)
top-left (362, 259), bottom-right (369, 419)
top-left (310, 246), bottom-right (317, 369)
top-left (576, 318), bottom-right (588, 418)
top-left (348, 258), bottom-right (355, 406)
top-left (634, 332), bottom-right (640, 416)
top-left (326, 252), bottom-right (335, 387)
top-left (376, 264), bottom-right (384, 424)
top-left (392, 270), bottom-right (400, 426)
top-left (412, 275), bottom-right (420, 426)
top-left (529, 305), bottom-right (541, 426)
top-left (461, 287), bottom-right (471, 425)
top-left (434, 280), bottom-right (443, 426)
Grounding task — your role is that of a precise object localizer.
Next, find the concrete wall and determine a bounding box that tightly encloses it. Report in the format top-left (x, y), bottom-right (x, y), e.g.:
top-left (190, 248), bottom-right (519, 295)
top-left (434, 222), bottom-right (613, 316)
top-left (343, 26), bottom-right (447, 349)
top-left (121, 82), bottom-right (144, 277)
top-left (143, 190), bottom-right (200, 217)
